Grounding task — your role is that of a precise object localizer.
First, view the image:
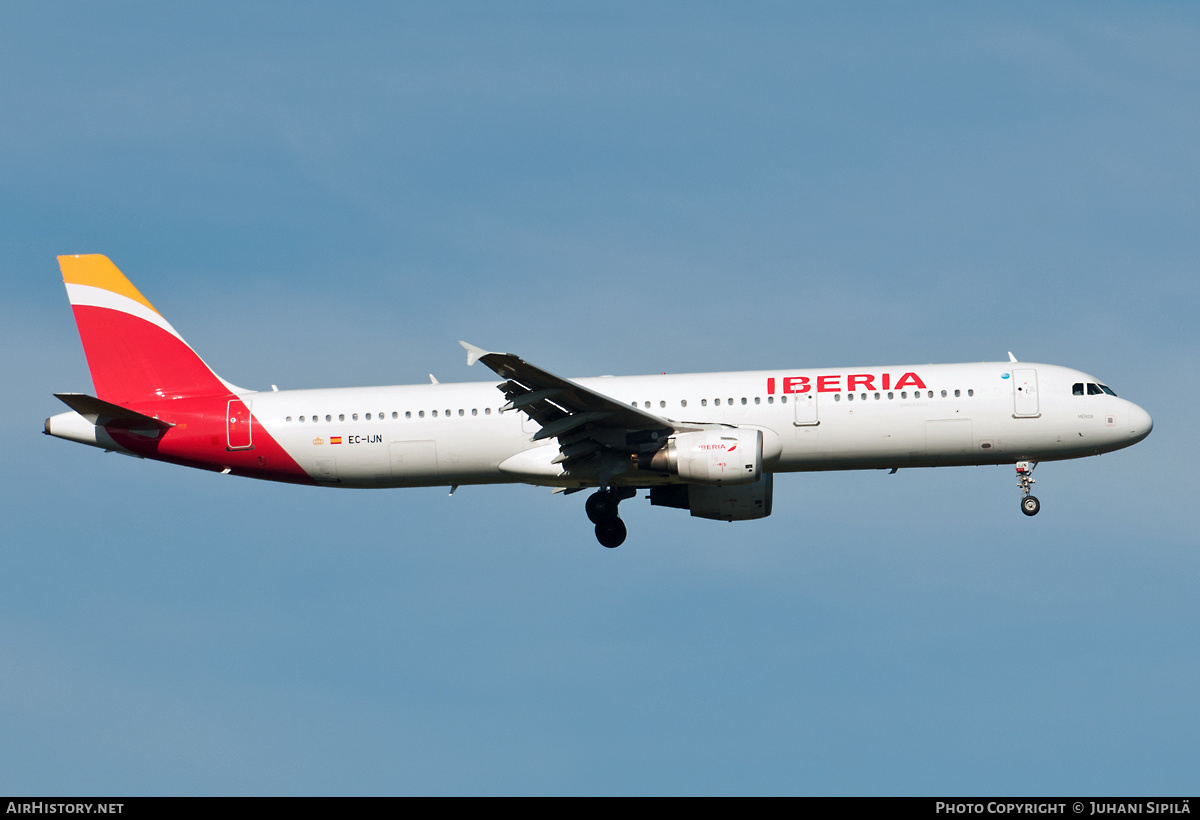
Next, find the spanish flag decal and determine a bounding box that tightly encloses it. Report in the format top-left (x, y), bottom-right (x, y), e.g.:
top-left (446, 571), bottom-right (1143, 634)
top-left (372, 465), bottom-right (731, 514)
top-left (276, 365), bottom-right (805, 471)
top-left (330, 436), bottom-right (342, 445)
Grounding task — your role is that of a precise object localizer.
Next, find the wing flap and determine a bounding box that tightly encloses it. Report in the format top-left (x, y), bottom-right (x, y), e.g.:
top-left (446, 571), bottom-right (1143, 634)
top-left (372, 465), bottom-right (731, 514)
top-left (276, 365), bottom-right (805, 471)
top-left (459, 342), bottom-right (675, 470)
top-left (460, 342), bottom-right (673, 432)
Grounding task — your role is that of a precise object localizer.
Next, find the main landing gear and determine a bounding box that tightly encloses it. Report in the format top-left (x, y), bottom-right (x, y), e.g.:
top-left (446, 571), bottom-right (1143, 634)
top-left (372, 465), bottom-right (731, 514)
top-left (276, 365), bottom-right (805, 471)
top-left (586, 487), bottom-right (636, 548)
top-left (1016, 461), bottom-right (1040, 516)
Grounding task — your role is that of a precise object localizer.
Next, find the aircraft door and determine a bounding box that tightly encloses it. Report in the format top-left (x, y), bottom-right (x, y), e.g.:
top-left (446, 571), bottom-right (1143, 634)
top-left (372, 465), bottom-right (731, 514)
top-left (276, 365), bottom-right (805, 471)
top-left (1012, 369), bottom-right (1040, 417)
top-left (226, 398), bottom-right (254, 450)
top-left (520, 411), bottom-right (539, 436)
top-left (793, 392), bottom-right (818, 426)
top-left (313, 457), bottom-right (338, 482)
top-left (390, 440), bottom-right (439, 480)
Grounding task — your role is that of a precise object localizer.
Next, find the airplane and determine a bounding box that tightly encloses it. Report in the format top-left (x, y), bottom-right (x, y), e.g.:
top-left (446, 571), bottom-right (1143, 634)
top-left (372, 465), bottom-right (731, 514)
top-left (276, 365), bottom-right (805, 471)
top-left (45, 254), bottom-right (1154, 548)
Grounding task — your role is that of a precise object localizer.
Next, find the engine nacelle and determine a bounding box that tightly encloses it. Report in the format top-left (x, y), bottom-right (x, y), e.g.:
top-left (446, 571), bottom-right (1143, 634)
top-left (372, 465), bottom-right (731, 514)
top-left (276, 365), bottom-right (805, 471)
top-left (649, 474), bottom-right (773, 521)
top-left (642, 429), bottom-right (762, 485)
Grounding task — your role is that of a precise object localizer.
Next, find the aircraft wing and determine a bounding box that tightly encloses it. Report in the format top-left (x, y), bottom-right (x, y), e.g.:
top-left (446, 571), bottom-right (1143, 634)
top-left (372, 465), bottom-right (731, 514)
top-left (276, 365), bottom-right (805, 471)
top-left (460, 342), bottom-right (675, 466)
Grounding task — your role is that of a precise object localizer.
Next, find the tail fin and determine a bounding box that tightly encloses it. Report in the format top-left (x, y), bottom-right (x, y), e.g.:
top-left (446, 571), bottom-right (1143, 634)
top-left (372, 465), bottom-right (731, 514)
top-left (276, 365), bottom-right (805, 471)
top-left (58, 255), bottom-right (238, 403)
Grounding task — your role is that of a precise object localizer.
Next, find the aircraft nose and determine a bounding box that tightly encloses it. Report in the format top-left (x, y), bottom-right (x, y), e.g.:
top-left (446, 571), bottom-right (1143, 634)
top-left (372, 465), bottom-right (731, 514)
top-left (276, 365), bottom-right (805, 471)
top-left (1128, 403), bottom-right (1153, 443)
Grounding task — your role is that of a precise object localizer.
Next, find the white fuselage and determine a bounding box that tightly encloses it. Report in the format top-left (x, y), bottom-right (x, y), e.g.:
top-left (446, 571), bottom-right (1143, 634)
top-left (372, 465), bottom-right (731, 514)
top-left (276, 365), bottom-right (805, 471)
top-left (46, 255), bottom-right (1155, 545)
top-left (242, 361), bottom-right (1152, 489)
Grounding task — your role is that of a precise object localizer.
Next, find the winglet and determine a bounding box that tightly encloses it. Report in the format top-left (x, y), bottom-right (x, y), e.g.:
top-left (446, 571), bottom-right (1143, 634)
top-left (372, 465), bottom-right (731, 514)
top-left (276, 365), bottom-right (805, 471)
top-left (1008, 352), bottom-right (1018, 363)
top-left (459, 341), bottom-right (495, 367)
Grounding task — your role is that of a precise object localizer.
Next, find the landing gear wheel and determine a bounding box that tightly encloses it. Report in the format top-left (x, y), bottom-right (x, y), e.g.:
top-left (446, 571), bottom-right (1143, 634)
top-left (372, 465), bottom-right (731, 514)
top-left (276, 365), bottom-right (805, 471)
top-left (595, 517), bottom-right (627, 548)
top-left (1015, 461), bottom-right (1040, 517)
top-left (586, 491), bottom-right (618, 524)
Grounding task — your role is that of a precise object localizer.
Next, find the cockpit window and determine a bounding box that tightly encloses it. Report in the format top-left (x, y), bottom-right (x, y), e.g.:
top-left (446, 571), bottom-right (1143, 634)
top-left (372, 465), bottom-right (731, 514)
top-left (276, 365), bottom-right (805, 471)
top-left (1076, 381), bottom-right (1118, 397)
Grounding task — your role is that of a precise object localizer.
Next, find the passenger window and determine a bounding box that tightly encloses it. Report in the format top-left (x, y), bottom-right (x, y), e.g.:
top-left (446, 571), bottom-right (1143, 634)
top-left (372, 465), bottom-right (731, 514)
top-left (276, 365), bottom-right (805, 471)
top-left (681, 399), bottom-right (688, 408)
top-left (405, 411), bottom-right (411, 419)
top-left (967, 389), bottom-right (974, 397)
top-left (941, 390), bottom-right (947, 397)
top-left (715, 399), bottom-right (721, 406)
top-left (419, 411), bottom-right (425, 418)
top-left (431, 410), bottom-right (437, 418)
top-left (339, 414), bottom-right (345, 421)
top-left (701, 399), bottom-right (708, 406)
top-left (754, 397), bottom-right (761, 405)
top-left (458, 409), bottom-right (464, 416)
top-left (286, 416), bottom-right (293, 422)
top-left (780, 395), bottom-right (787, 404)
top-left (485, 408), bottom-right (492, 415)
top-left (325, 414), bottom-right (332, 422)
top-left (954, 389), bottom-right (960, 397)
top-left (835, 394), bottom-right (842, 402)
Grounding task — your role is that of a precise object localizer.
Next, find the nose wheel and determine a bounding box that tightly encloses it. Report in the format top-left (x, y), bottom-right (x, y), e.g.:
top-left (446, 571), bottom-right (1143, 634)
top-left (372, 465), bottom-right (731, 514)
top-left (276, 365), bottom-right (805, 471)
top-left (1016, 461), bottom-right (1040, 516)
top-left (586, 487), bottom-right (635, 548)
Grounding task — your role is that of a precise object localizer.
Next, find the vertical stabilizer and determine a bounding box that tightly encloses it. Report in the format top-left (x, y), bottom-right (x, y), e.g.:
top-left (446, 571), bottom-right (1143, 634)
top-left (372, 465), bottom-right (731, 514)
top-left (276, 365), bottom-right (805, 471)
top-left (58, 255), bottom-right (236, 403)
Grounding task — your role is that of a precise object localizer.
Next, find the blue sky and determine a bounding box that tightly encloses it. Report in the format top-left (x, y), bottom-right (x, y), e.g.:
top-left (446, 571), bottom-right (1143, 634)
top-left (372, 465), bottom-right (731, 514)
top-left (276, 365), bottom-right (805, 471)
top-left (2, 3), bottom-right (1197, 795)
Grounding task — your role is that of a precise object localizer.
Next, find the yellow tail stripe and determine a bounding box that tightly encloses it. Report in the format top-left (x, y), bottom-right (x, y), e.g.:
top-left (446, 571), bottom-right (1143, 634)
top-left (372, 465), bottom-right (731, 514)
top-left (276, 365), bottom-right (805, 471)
top-left (58, 254), bottom-right (161, 316)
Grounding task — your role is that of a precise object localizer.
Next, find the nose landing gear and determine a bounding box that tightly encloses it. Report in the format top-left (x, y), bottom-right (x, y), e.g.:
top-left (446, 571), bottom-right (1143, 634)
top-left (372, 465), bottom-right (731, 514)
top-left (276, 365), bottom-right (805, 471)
top-left (1016, 461), bottom-right (1040, 516)
top-left (586, 487), bottom-right (636, 548)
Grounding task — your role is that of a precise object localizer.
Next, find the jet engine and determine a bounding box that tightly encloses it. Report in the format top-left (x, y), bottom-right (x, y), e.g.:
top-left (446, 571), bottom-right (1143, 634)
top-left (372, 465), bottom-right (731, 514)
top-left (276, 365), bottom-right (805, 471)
top-left (649, 474), bottom-right (773, 521)
top-left (640, 429), bottom-right (762, 485)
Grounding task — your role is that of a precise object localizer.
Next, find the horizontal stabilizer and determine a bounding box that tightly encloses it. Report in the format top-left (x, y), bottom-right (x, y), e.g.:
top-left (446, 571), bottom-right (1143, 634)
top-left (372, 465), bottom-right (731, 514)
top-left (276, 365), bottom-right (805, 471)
top-left (54, 393), bottom-right (173, 431)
